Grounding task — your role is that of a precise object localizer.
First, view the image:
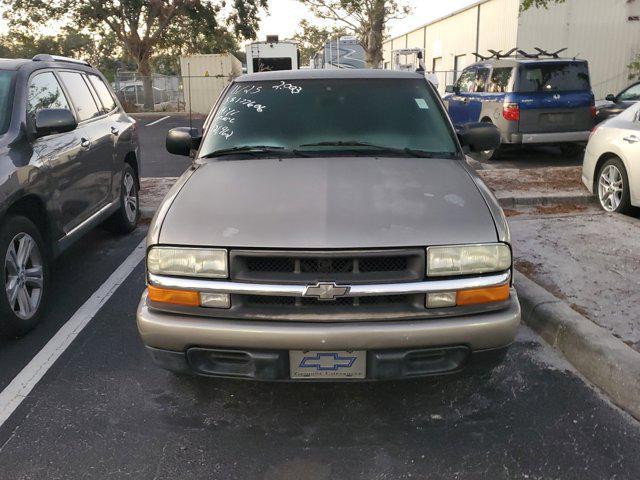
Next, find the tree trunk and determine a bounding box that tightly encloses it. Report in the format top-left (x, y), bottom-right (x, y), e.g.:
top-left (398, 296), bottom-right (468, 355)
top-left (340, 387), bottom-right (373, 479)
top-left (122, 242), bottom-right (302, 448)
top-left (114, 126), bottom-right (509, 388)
top-left (138, 57), bottom-right (155, 111)
top-left (364, 0), bottom-right (385, 68)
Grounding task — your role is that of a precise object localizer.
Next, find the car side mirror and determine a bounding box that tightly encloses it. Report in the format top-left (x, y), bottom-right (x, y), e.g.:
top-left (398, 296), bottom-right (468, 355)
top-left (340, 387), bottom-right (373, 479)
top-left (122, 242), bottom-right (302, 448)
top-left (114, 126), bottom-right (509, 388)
top-left (605, 94), bottom-right (616, 102)
top-left (456, 122), bottom-right (501, 152)
top-left (445, 85), bottom-right (459, 94)
top-left (35, 109), bottom-right (77, 137)
top-left (166, 127), bottom-right (202, 157)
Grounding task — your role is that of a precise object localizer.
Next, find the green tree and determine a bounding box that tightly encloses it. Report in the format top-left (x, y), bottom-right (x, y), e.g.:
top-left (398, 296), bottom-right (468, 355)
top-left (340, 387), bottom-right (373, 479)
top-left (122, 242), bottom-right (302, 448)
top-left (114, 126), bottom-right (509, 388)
top-left (297, 0), bottom-right (410, 68)
top-left (4, 0), bottom-right (267, 109)
top-left (520, 0), bottom-right (566, 10)
top-left (0, 27), bottom-right (125, 81)
top-left (293, 19), bottom-right (347, 66)
top-left (154, 20), bottom-right (241, 75)
top-left (628, 54), bottom-right (640, 81)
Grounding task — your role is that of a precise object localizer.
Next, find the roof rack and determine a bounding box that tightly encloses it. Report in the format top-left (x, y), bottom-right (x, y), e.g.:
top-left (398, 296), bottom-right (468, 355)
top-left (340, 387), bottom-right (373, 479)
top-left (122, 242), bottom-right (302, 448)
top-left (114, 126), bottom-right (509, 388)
top-left (517, 47), bottom-right (568, 59)
top-left (472, 48), bottom-right (518, 61)
top-left (472, 47), bottom-right (568, 61)
top-left (32, 54), bottom-right (91, 67)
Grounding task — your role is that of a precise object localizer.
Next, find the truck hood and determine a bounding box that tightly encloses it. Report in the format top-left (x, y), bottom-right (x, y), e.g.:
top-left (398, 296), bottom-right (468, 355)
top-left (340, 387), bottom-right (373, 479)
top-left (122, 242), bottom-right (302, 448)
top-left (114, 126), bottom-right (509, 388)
top-left (158, 156), bottom-right (498, 249)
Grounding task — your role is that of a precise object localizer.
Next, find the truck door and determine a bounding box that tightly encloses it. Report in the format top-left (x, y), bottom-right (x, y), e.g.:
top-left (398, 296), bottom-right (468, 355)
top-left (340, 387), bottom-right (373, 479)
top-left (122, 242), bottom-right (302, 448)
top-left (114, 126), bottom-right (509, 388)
top-left (465, 67), bottom-right (490, 122)
top-left (447, 67), bottom-right (476, 125)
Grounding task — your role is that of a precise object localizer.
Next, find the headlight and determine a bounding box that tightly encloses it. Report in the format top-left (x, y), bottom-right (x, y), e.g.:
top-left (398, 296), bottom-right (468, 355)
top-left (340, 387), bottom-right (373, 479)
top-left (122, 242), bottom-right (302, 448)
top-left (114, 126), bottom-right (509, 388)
top-left (427, 243), bottom-right (511, 277)
top-left (147, 247), bottom-right (228, 278)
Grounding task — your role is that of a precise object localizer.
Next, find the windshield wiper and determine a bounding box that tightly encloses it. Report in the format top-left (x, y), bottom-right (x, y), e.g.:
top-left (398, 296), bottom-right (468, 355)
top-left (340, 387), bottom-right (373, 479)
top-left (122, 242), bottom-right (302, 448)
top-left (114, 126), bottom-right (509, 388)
top-left (201, 145), bottom-right (287, 158)
top-left (298, 141), bottom-right (447, 158)
top-left (201, 145), bottom-right (312, 159)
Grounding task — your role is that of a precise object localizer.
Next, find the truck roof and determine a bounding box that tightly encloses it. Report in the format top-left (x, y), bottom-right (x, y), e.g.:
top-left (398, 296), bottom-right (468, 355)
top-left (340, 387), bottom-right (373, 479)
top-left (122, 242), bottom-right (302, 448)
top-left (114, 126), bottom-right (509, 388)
top-left (237, 69), bottom-right (426, 82)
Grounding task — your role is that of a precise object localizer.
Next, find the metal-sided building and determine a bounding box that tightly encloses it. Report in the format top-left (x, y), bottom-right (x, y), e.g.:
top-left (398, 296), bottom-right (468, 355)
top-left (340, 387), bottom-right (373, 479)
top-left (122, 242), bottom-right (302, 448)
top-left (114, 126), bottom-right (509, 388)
top-left (383, 0), bottom-right (640, 98)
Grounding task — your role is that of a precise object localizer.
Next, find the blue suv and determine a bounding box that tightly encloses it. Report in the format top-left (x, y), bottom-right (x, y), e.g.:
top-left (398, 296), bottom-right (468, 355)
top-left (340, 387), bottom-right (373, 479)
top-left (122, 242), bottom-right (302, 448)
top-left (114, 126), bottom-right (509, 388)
top-left (444, 53), bottom-right (595, 160)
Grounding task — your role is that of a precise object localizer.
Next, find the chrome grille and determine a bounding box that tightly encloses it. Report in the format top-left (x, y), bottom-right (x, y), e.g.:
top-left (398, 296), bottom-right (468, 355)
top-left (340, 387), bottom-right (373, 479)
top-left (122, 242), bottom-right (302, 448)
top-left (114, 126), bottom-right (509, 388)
top-left (240, 294), bottom-right (413, 308)
top-left (230, 249), bottom-right (424, 285)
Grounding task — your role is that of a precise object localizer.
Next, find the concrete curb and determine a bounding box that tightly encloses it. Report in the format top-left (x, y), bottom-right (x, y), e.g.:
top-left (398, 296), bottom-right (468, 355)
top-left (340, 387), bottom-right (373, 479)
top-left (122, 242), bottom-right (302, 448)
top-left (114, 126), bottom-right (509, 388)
top-left (515, 270), bottom-right (640, 420)
top-left (498, 194), bottom-right (596, 208)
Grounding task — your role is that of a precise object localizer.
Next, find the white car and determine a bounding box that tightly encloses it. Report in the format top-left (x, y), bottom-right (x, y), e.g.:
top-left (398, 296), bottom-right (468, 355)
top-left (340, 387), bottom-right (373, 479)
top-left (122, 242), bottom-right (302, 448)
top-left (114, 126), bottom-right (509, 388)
top-left (583, 102), bottom-right (640, 214)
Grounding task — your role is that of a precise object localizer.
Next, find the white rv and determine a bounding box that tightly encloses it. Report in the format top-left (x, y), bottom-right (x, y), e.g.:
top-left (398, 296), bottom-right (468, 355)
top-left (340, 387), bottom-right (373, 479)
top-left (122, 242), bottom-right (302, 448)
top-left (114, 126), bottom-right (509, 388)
top-left (246, 36), bottom-right (300, 74)
top-left (312, 36), bottom-right (366, 69)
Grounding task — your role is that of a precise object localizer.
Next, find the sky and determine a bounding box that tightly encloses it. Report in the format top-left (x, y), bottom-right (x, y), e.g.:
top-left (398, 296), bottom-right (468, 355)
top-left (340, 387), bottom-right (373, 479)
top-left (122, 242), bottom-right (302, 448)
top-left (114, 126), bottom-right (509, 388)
top-left (256, 0), bottom-right (480, 41)
top-left (0, 0), bottom-right (480, 43)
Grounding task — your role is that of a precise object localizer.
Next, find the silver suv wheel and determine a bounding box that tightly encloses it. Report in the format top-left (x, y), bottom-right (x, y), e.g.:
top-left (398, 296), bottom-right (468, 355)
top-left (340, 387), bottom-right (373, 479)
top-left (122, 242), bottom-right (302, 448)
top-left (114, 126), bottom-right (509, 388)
top-left (4, 232), bottom-right (44, 320)
top-left (124, 171), bottom-right (138, 223)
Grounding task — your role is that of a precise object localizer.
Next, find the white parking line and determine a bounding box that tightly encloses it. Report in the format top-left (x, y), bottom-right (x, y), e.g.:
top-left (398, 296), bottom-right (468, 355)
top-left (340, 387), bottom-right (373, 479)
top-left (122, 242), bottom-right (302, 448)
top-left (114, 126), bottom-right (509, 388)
top-left (145, 116), bottom-right (170, 127)
top-left (0, 238), bottom-right (146, 428)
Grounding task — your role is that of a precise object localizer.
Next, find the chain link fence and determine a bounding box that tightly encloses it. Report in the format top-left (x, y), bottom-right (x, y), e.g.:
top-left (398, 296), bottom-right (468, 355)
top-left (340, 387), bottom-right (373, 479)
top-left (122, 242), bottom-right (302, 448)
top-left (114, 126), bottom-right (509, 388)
top-left (114, 71), bottom-right (183, 112)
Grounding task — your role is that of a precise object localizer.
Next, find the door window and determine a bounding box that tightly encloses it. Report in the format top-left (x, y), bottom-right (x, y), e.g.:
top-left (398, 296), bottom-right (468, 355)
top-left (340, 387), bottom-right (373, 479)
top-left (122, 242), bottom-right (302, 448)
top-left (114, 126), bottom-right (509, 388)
top-left (619, 83), bottom-right (640, 101)
top-left (87, 74), bottom-right (117, 113)
top-left (58, 71), bottom-right (101, 121)
top-left (456, 69), bottom-right (476, 93)
top-left (489, 67), bottom-right (514, 93)
top-left (474, 68), bottom-right (490, 93)
top-left (0, 70), bottom-right (16, 134)
top-left (27, 71), bottom-right (71, 123)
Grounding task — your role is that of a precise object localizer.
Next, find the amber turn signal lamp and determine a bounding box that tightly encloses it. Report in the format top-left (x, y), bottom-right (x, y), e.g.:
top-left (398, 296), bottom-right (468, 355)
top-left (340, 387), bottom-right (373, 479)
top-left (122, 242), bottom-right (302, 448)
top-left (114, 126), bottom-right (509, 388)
top-left (456, 284), bottom-right (510, 306)
top-left (148, 285), bottom-right (200, 307)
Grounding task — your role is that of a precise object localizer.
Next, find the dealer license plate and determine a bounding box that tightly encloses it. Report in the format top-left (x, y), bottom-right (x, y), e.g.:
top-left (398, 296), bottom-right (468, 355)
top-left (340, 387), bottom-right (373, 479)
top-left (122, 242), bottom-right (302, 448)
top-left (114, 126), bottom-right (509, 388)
top-left (289, 350), bottom-right (366, 379)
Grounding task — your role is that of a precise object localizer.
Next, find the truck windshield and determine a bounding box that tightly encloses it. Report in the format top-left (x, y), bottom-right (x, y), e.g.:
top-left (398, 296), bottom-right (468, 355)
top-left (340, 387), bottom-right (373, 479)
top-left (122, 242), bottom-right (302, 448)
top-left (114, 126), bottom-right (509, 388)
top-left (518, 62), bottom-right (590, 93)
top-left (0, 70), bottom-right (16, 135)
top-left (199, 78), bottom-right (458, 158)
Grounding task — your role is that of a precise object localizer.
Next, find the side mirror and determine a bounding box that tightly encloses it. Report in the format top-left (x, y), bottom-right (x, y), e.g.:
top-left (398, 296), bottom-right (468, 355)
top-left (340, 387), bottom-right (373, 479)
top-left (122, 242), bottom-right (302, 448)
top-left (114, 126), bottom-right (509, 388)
top-left (605, 94), bottom-right (617, 102)
top-left (456, 122), bottom-right (501, 152)
top-left (445, 85), bottom-right (459, 94)
top-left (166, 127), bottom-right (201, 157)
top-left (35, 109), bottom-right (77, 137)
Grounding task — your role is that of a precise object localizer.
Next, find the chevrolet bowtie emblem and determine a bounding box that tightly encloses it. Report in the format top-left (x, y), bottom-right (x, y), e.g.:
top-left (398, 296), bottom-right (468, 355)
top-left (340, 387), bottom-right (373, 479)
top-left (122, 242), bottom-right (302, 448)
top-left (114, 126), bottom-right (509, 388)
top-left (303, 282), bottom-right (351, 301)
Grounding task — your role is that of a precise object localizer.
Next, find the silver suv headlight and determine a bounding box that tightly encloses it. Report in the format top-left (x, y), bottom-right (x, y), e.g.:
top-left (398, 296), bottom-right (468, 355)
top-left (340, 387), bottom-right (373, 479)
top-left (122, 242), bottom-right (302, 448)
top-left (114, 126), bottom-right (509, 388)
top-left (147, 247), bottom-right (228, 278)
top-left (426, 243), bottom-right (511, 277)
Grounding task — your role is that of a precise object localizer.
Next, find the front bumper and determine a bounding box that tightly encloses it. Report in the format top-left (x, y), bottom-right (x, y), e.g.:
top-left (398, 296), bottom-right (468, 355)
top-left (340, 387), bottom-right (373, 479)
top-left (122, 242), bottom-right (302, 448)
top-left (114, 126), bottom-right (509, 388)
top-left (136, 290), bottom-right (521, 380)
top-left (581, 146), bottom-right (598, 194)
top-left (146, 344), bottom-right (510, 381)
top-left (508, 131), bottom-right (590, 144)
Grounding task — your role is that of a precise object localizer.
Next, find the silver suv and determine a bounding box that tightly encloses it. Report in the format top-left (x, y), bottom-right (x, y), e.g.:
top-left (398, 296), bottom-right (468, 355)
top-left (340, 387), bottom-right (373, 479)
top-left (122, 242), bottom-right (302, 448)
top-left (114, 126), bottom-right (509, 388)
top-left (0, 55), bottom-right (140, 336)
top-left (137, 69), bottom-right (520, 381)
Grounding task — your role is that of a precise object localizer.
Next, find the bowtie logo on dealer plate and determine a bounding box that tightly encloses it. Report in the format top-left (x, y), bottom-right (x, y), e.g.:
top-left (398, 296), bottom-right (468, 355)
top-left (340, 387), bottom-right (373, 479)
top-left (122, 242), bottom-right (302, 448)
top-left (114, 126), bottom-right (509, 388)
top-left (299, 352), bottom-right (358, 371)
top-left (303, 282), bottom-right (350, 301)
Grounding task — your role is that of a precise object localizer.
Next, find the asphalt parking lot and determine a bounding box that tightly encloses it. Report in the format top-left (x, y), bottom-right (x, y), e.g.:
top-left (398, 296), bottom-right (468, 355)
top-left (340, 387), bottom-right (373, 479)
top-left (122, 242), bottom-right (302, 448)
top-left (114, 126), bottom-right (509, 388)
top-left (0, 114), bottom-right (639, 479)
top-left (135, 114), bottom-right (205, 178)
top-left (473, 146), bottom-right (584, 170)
